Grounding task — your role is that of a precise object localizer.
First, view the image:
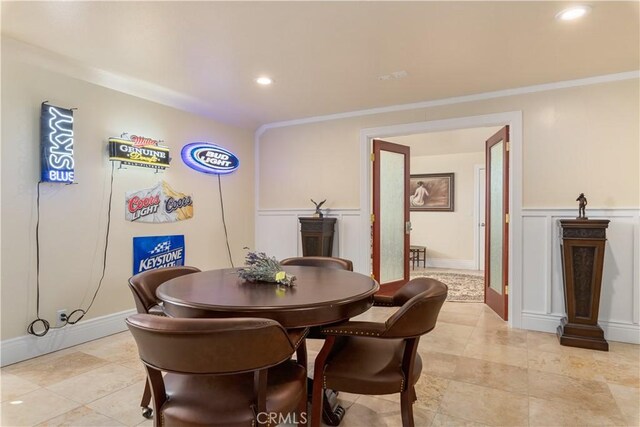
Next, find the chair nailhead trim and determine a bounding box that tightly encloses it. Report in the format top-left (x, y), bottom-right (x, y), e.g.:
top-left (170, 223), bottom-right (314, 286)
top-left (322, 329), bottom-right (380, 336)
top-left (293, 334), bottom-right (305, 348)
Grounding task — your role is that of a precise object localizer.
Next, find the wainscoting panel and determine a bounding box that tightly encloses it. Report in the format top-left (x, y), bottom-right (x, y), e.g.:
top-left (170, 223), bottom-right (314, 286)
top-left (255, 209), bottom-right (364, 269)
top-left (521, 216), bottom-right (549, 314)
top-left (256, 208), bottom-right (639, 343)
top-left (255, 212), bottom-right (300, 261)
top-left (521, 209), bottom-right (639, 343)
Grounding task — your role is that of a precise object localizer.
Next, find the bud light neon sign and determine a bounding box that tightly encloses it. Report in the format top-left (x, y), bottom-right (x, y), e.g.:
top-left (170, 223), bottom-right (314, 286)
top-left (181, 142), bottom-right (239, 175)
top-left (41, 103), bottom-right (74, 183)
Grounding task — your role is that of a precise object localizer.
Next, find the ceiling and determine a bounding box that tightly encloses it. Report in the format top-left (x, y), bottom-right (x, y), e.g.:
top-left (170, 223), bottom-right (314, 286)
top-left (2, 1), bottom-right (638, 130)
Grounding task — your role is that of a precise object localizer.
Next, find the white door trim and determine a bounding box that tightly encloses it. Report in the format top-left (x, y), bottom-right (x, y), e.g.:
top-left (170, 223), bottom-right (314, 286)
top-left (474, 164), bottom-right (486, 271)
top-left (359, 111), bottom-right (523, 328)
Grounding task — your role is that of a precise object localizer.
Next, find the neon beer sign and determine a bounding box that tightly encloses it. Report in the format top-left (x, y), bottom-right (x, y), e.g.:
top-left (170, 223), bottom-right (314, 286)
top-left (181, 142), bottom-right (240, 175)
top-left (108, 135), bottom-right (170, 170)
top-left (41, 103), bottom-right (74, 183)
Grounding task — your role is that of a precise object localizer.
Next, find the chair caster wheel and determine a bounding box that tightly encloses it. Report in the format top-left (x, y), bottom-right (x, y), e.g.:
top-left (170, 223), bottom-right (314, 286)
top-left (142, 407), bottom-right (153, 419)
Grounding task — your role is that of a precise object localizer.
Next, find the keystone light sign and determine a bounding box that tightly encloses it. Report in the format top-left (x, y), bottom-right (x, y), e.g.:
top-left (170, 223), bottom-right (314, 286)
top-left (181, 142), bottom-right (239, 175)
top-left (41, 103), bottom-right (74, 183)
top-left (133, 235), bottom-right (185, 274)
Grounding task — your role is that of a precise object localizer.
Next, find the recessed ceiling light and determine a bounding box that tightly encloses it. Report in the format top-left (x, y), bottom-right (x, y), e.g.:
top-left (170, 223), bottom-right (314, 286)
top-left (256, 77), bottom-right (273, 86)
top-left (556, 5), bottom-right (591, 21)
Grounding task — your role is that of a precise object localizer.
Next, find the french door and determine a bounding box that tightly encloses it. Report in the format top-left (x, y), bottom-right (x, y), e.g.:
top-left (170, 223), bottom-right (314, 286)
top-left (485, 126), bottom-right (509, 320)
top-left (372, 139), bottom-right (410, 293)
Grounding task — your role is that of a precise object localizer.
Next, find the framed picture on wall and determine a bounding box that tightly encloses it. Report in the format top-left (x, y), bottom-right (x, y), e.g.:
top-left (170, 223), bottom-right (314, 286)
top-left (409, 173), bottom-right (455, 212)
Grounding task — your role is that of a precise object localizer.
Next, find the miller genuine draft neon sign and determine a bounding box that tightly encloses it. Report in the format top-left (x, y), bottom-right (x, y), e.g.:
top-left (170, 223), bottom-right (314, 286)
top-left (108, 134), bottom-right (170, 170)
top-left (41, 103), bottom-right (75, 183)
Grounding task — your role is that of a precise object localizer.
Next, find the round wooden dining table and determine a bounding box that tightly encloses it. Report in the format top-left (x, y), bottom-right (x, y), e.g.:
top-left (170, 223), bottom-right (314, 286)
top-left (156, 266), bottom-right (380, 328)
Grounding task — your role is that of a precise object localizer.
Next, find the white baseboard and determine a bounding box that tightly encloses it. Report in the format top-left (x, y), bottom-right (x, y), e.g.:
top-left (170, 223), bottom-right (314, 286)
top-left (522, 311), bottom-right (640, 344)
top-left (1, 309), bottom-right (136, 367)
top-left (426, 258), bottom-right (476, 271)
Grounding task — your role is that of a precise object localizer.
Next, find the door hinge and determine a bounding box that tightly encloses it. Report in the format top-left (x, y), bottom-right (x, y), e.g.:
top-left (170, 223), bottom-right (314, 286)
top-left (505, 285), bottom-right (509, 295)
top-left (506, 141), bottom-right (510, 152)
top-left (370, 153), bottom-right (375, 162)
top-left (505, 213), bottom-right (510, 224)
top-left (370, 213), bottom-right (375, 223)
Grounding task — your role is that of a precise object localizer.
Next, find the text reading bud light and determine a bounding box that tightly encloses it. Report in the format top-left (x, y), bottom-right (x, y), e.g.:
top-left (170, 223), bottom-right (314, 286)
top-left (181, 142), bottom-right (239, 175)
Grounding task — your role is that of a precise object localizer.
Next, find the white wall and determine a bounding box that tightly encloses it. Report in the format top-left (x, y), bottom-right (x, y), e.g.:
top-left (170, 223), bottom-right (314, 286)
top-left (256, 77), bottom-right (640, 343)
top-left (408, 152), bottom-right (484, 268)
top-left (258, 79), bottom-right (639, 209)
top-left (1, 40), bottom-right (255, 363)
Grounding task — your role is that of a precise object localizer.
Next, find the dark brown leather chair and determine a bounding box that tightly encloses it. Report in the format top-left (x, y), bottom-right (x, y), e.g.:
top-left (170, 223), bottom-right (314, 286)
top-left (127, 266), bottom-right (201, 417)
top-left (128, 266), bottom-right (201, 316)
top-left (310, 278), bottom-right (447, 427)
top-left (280, 256), bottom-right (353, 272)
top-left (279, 256), bottom-right (354, 365)
top-left (372, 276), bottom-right (444, 307)
top-left (126, 314), bottom-right (308, 427)
top-left (280, 256), bottom-right (354, 425)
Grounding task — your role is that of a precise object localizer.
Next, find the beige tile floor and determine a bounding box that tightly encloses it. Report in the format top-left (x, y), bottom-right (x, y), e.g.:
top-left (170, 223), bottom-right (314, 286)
top-left (2, 302), bottom-right (639, 426)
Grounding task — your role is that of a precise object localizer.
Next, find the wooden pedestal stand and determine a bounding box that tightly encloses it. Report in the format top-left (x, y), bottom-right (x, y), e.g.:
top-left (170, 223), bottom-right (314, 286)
top-left (299, 217), bottom-right (336, 257)
top-left (557, 219), bottom-right (610, 351)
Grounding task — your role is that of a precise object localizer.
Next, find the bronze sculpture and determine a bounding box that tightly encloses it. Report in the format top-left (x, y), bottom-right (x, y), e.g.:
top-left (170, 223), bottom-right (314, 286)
top-left (311, 199), bottom-right (326, 218)
top-left (576, 193), bottom-right (588, 219)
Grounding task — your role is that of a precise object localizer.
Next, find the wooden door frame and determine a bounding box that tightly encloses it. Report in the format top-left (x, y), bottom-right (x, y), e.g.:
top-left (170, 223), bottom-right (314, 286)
top-left (474, 164), bottom-right (486, 270)
top-left (484, 126), bottom-right (510, 320)
top-left (359, 111), bottom-right (523, 328)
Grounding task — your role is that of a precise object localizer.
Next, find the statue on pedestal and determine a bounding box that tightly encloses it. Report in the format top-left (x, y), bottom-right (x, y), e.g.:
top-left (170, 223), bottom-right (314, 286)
top-left (576, 193), bottom-right (588, 219)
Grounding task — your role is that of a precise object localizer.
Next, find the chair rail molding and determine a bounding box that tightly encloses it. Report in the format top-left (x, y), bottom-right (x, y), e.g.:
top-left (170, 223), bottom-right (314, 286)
top-left (256, 208), bottom-right (363, 270)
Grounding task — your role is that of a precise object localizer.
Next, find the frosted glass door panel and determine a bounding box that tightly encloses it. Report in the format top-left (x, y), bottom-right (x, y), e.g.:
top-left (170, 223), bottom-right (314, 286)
top-left (379, 151), bottom-right (405, 284)
top-left (489, 141), bottom-right (503, 294)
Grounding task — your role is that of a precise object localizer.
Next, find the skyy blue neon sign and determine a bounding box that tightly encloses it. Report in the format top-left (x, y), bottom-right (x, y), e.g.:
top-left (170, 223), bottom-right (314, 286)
top-left (41, 103), bottom-right (74, 183)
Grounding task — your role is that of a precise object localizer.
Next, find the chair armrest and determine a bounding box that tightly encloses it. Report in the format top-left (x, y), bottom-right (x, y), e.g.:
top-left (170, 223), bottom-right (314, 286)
top-left (320, 321), bottom-right (387, 337)
top-left (373, 294), bottom-right (397, 307)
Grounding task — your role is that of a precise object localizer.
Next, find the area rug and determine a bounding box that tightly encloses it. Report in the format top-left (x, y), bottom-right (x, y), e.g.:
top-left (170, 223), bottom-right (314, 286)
top-left (408, 271), bottom-right (484, 302)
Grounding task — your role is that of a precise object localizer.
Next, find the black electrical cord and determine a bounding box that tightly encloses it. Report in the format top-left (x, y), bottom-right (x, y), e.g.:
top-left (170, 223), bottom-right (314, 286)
top-left (28, 163), bottom-right (115, 336)
top-left (27, 181), bottom-right (49, 336)
top-left (75, 162), bottom-right (115, 319)
top-left (217, 174), bottom-right (234, 268)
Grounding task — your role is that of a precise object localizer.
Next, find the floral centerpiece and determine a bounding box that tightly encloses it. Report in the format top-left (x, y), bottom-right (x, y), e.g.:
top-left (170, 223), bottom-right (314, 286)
top-left (237, 250), bottom-right (296, 286)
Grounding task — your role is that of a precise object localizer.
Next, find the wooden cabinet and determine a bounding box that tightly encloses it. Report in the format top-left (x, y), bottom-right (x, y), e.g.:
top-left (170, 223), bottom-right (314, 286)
top-left (557, 219), bottom-right (610, 351)
top-left (299, 217), bottom-right (336, 257)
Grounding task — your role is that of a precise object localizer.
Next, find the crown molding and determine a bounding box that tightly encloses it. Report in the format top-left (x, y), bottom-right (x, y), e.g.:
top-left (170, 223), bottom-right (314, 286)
top-left (255, 70), bottom-right (640, 138)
